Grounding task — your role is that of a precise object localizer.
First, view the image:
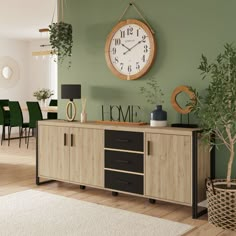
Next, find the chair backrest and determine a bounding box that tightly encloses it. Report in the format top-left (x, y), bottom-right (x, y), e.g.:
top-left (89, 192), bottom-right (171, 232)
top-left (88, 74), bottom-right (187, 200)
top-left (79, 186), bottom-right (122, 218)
top-left (0, 99), bottom-right (10, 125)
top-left (8, 101), bottom-right (23, 127)
top-left (26, 102), bottom-right (43, 128)
top-left (47, 99), bottom-right (58, 119)
top-left (49, 99), bottom-right (57, 106)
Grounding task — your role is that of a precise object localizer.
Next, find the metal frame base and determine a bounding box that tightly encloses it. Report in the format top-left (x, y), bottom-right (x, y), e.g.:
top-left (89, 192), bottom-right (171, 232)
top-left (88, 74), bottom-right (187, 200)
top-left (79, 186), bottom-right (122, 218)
top-left (36, 176), bottom-right (55, 185)
top-left (192, 131), bottom-right (215, 219)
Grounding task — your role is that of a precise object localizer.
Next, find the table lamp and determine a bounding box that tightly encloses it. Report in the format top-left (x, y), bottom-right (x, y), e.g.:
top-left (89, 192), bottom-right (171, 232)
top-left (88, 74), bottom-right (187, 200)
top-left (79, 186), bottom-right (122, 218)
top-left (61, 84), bottom-right (81, 121)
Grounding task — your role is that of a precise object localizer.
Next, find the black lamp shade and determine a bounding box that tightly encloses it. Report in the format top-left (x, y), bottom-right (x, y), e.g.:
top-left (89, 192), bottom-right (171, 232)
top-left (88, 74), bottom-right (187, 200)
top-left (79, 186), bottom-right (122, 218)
top-left (61, 84), bottom-right (81, 100)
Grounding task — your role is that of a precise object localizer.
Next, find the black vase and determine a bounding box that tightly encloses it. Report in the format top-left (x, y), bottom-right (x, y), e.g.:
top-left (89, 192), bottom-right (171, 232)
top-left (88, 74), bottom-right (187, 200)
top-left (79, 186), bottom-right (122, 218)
top-left (150, 105), bottom-right (167, 127)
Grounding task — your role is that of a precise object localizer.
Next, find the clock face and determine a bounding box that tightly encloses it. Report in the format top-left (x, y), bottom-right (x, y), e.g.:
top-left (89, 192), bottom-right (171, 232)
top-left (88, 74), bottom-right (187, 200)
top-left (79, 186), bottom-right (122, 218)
top-left (105, 19), bottom-right (156, 80)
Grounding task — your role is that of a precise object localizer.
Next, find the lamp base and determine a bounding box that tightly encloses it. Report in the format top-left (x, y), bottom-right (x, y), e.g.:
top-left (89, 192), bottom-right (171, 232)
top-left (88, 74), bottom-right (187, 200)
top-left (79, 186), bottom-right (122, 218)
top-left (66, 101), bottom-right (77, 121)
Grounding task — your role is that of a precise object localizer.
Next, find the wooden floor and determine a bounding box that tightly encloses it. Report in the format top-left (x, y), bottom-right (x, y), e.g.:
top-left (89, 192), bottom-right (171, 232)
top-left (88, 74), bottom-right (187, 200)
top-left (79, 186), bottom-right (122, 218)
top-left (0, 138), bottom-right (235, 236)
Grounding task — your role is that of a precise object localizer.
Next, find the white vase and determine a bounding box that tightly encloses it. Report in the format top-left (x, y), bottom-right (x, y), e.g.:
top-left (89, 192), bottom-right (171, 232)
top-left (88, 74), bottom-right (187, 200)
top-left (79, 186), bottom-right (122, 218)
top-left (40, 99), bottom-right (47, 107)
top-left (80, 112), bottom-right (87, 123)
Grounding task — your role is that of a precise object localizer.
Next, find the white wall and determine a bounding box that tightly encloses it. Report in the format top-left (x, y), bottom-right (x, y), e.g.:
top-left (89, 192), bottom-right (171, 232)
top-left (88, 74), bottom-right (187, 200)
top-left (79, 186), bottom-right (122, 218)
top-left (0, 38), bottom-right (57, 135)
top-left (0, 38), bottom-right (57, 103)
top-left (29, 39), bottom-right (57, 100)
top-left (0, 38), bottom-right (30, 104)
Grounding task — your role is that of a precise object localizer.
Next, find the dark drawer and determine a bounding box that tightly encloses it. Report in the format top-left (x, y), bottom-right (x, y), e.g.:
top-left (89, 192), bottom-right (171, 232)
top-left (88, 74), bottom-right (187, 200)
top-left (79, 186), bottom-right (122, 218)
top-left (105, 150), bottom-right (143, 173)
top-left (105, 170), bottom-right (143, 194)
top-left (105, 130), bottom-right (143, 152)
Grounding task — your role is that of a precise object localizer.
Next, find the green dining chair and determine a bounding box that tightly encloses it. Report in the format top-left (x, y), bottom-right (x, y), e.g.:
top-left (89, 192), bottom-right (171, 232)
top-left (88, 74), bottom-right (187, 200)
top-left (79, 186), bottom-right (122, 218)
top-left (0, 99), bottom-right (10, 145)
top-left (8, 101), bottom-right (29, 147)
top-left (47, 99), bottom-right (57, 119)
top-left (26, 101), bottom-right (43, 148)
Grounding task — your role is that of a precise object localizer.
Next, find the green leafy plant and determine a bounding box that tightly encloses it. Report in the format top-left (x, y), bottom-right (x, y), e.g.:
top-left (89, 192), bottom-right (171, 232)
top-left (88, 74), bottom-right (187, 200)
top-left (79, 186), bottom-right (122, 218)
top-left (190, 43), bottom-right (236, 187)
top-left (33, 88), bottom-right (54, 101)
top-left (49, 22), bottom-right (73, 68)
top-left (139, 77), bottom-right (164, 105)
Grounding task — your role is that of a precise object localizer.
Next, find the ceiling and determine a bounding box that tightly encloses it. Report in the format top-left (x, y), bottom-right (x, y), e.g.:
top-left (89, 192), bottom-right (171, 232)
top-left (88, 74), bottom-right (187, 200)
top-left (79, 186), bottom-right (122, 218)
top-left (0, 0), bottom-right (56, 41)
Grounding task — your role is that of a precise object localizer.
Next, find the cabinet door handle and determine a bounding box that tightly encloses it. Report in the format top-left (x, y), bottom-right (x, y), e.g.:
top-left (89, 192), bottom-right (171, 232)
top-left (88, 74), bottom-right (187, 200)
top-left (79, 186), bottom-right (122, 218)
top-left (71, 134), bottom-right (74, 147)
top-left (64, 133), bottom-right (67, 146)
top-left (116, 139), bottom-right (129, 143)
top-left (115, 160), bottom-right (129, 164)
top-left (147, 141), bottom-right (151, 156)
top-left (117, 179), bottom-right (130, 185)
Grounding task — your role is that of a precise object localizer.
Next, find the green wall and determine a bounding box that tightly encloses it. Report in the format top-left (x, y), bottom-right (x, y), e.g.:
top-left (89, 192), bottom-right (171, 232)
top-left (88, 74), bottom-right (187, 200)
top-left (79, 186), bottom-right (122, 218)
top-left (58, 0), bottom-right (236, 178)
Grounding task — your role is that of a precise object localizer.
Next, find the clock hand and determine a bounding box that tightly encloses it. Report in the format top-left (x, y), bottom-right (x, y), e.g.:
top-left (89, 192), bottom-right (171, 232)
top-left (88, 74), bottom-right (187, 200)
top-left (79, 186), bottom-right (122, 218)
top-left (123, 38), bottom-right (146, 55)
top-left (121, 43), bottom-right (131, 51)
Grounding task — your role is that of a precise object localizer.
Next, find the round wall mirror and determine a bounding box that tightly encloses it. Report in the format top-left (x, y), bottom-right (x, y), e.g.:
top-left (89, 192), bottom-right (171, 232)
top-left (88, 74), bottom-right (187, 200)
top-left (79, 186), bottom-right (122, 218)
top-left (2, 66), bottom-right (13, 79)
top-left (0, 56), bottom-right (20, 88)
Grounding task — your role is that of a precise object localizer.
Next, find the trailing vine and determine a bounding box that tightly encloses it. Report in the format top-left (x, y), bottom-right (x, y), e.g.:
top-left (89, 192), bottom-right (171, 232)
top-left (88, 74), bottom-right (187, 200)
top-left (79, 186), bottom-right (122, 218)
top-left (49, 0), bottom-right (73, 68)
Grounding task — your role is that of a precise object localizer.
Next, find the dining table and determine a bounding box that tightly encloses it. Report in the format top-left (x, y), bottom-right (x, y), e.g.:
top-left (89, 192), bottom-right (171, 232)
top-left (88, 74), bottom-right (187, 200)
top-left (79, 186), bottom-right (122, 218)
top-left (2, 105), bottom-right (58, 141)
top-left (3, 106), bottom-right (57, 113)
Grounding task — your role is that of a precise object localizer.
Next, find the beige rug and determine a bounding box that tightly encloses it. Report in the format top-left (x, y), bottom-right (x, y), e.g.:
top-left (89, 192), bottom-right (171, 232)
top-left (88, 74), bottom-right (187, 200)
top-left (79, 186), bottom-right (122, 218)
top-left (0, 190), bottom-right (193, 236)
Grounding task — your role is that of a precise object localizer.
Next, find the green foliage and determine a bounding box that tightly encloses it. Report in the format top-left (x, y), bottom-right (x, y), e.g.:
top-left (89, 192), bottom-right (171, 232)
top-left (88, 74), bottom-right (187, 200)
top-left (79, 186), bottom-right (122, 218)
top-left (33, 88), bottom-right (54, 101)
top-left (139, 77), bottom-right (164, 105)
top-left (49, 22), bottom-right (73, 68)
top-left (190, 43), bottom-right (236, 182)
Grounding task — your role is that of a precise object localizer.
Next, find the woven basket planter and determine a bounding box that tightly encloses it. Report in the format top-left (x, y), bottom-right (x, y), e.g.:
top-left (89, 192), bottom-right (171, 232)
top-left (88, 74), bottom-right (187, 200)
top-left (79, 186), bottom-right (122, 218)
top-left (206, 179), bottom-right (236, 231)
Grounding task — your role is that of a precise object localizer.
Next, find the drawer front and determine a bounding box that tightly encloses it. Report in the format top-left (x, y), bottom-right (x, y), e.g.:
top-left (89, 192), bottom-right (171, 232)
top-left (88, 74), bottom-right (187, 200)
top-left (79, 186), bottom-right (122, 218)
top-left (105, 170), bottom-right (143, 194)
top-left (105, 150), bottom-right (143, 173)
top-left (105, 130), bottom-right (143, 152)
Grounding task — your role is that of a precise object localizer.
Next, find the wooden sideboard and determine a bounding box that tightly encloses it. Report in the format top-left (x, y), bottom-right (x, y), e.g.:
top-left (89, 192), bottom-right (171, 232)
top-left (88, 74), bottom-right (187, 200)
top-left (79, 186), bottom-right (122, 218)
top-left (37, 120), bottom-right (212, 218)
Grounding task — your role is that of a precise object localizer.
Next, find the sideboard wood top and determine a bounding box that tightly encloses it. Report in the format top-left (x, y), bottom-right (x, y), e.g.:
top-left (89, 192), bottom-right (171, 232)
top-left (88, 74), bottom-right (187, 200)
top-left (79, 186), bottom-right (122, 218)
top-left (38, 120), bottom-right (201, 136)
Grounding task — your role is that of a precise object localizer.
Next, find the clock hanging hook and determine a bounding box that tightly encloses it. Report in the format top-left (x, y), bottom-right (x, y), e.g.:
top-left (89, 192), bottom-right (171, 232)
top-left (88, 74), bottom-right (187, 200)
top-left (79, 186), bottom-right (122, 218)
top-left (117, 2), bottom-right (155, 34)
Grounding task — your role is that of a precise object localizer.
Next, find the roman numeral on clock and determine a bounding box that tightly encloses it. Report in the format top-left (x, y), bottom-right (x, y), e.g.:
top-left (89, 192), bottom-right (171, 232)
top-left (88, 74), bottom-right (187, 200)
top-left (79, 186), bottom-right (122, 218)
top-left (128, 65), bottom-right (132, 72)
top-left (114, 39), bottom-right (121, 46)
top-left (120, 30), bottom-right (125, 38)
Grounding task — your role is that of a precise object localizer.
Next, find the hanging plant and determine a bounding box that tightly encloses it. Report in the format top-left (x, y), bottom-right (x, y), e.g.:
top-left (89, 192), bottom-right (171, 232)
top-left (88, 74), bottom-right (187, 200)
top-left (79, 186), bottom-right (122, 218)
top-left (48, 0), bottom-right (73, 68)
top-left (49, 22), bottom-right (73, 67)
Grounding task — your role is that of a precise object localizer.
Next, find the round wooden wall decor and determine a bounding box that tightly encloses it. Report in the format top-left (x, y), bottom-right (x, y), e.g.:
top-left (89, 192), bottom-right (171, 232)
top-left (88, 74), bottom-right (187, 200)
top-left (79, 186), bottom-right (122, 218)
top-left (171, 85), bottom-right (196, 114)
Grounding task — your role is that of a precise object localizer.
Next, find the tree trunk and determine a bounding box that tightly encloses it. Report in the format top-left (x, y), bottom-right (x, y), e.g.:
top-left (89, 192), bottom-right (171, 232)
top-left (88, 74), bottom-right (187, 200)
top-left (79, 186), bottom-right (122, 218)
top-left (226, 143), bottom-right (235, 188)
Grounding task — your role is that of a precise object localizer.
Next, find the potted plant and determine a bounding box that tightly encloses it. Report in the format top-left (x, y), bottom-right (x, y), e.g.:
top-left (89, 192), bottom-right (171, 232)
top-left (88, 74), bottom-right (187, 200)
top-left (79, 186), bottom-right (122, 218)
top-left (190, 43), bottom-right (236, 231)
top-left (48, 0), bottom-right (73, 68)
top-left (33, 88), bottom-right (54, 107)
top-left (139, 77), bottom-right (167, 127)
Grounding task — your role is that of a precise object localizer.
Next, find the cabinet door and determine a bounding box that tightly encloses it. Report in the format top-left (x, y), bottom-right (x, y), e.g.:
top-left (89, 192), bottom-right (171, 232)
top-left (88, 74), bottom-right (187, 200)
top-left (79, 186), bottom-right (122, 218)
top-left (70, 128), bottom-right (104, 187)
top-left (38, 125), bottom-right (70, 181)
top-left (145, 133), bottom-right (191, 204)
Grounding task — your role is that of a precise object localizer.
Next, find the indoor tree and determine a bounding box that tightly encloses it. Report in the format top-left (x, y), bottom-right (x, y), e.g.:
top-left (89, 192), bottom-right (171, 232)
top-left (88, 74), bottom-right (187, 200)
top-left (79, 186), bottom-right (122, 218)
top-left (191, 43), bottom-right (236, 188)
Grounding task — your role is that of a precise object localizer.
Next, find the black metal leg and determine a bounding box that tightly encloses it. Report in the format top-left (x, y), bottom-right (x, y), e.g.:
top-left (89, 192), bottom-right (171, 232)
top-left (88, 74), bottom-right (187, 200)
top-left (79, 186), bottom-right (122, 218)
top-left (27, 128), bottom-right (31, 149)
top-left (3, 125), bottom-right (5, 139)
top-left (8, 126), bottom-right (11, 146)
top-left (149, 199), bottom-right (156, 204)
top-left (19, 127), bottom-right (23, 148)
top-left (1, 125), bottom-right (4, 145)
top-left (25, 128), bottom-right (27, 144)
top-left (192, 131), bottom-right (209, 219)
top-left (192, 131), bottom-right (198, 218)
top-left (80, 185), bottom-right (86, 190)
top-left (35, 125), bottom-right (54, 185)
top-left (112, 191), bottom-right (118, 196)
top-left (36, 176), bottom-right (55, 185)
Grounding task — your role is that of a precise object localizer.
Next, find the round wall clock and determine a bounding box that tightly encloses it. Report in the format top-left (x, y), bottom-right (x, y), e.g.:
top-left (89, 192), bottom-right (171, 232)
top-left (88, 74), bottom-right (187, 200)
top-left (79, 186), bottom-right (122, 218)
top-left (105, 19), bottom-right (157, 80)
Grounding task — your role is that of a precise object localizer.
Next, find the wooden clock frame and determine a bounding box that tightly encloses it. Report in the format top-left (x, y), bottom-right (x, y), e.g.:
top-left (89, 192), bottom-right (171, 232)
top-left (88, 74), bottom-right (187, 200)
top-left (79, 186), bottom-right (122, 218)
top-left (105, 19), bottom-right (157, 80)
